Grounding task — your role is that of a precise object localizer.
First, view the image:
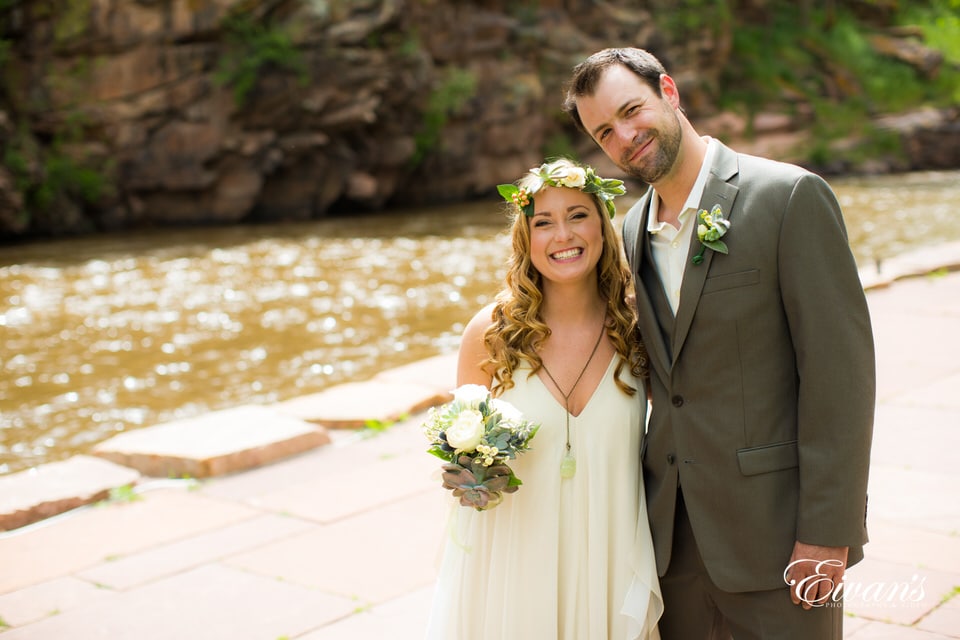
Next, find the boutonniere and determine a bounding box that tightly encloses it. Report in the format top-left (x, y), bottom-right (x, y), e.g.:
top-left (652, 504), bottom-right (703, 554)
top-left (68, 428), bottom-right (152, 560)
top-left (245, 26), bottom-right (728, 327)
top-left (691, 204), bottom-right (731, 265)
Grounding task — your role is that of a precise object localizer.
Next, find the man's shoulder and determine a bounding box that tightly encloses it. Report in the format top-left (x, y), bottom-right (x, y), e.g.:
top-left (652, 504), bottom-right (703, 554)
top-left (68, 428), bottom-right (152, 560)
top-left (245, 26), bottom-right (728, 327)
top-left (734, 149), bottom-right (814, 182)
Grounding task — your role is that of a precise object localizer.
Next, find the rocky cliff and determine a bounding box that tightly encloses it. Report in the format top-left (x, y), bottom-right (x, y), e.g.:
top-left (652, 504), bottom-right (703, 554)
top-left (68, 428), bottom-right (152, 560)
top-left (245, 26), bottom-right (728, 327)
top-left (0, 0), bottom-right (957, 238)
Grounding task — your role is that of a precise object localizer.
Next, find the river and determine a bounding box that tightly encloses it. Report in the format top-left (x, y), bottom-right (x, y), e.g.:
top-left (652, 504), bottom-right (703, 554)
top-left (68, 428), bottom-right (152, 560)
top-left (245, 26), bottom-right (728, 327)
top-left (2, 170), bottom-right (959, 475)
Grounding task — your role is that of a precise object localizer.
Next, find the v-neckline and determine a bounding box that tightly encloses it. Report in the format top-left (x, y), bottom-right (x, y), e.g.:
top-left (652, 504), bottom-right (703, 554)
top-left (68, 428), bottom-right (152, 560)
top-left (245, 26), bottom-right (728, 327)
top-left (535, 355), bottom-right (617, 418)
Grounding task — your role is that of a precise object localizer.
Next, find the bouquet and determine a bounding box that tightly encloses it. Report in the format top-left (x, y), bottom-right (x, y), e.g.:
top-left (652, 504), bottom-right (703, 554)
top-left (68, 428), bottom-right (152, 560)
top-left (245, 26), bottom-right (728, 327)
top-left (422, 384), bottom-right (540, 511)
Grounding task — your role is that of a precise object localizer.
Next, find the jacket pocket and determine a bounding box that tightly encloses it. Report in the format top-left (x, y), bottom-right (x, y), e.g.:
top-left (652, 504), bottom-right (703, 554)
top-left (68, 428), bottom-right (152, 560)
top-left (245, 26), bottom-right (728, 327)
top-left (737, 440), bottom-right (798, 476)
top-left (702, 268), bottom-right (760, 294)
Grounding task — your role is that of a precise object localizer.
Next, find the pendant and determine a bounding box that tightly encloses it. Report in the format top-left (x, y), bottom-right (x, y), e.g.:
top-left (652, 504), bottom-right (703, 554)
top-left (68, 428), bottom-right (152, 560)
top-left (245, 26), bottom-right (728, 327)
top-left (560, 453), bottom-right (577, 479)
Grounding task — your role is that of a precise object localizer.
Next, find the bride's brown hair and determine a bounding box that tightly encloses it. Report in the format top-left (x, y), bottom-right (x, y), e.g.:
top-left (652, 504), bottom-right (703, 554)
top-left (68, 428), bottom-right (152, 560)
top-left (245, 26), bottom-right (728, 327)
top-left (483, 161), bottom-right (648, 396)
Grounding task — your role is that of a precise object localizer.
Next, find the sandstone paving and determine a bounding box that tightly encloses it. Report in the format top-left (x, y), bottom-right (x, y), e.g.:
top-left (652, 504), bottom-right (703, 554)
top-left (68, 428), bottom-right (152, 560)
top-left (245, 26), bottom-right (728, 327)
top-left (224, 490), bottom-right (447, 607)
top-left (297, 586), bottom-right (434, 640)
top-left (275, 380), bottom-right (450, 429)
top-left (919, 595), bottom-right (960, 637)
top-left (92, 404), bottom-right (331, 478)
top-left (0, 564), bottom-right (357, 640)
top-left (0, 488), bottom-right (259, 593)
top-left (847, 622), bottom-right (956, 639)
top-left (75, 513), bottom-right (316, 590)
top-left (870, 406), bottom-right (960, 472)
top-left (0, 455), bottom-right (140, 531)
top-left (371, 351), bottom-right (458, 389)
top-left (845, 555), bottom-right (957, 626)
top-left (0, 576), bottom-right (113, 628)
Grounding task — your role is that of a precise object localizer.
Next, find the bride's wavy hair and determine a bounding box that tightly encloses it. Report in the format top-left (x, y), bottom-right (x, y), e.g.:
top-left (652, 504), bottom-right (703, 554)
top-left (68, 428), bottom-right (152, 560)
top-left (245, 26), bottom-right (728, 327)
top-left (484, 161), bottom-right (648, 397)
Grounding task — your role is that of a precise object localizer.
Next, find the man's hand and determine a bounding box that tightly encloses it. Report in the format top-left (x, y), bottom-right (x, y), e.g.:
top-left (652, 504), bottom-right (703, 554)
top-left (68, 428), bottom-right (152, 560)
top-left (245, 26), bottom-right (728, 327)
top-left (784, 542), bottom-right (849, 609)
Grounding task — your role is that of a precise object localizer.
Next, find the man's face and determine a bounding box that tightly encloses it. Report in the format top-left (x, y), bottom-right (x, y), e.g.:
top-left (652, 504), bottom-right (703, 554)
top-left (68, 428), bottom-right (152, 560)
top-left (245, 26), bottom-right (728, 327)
top-left (574, 65), bottom-right (683, 185)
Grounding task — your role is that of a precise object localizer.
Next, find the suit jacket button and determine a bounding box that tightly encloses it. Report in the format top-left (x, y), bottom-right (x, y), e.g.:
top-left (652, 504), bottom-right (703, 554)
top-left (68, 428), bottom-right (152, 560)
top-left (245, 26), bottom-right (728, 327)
top-left (671, 395), bottom-right (683, 407)
top-left (666, 454), bottom-right (676, 464)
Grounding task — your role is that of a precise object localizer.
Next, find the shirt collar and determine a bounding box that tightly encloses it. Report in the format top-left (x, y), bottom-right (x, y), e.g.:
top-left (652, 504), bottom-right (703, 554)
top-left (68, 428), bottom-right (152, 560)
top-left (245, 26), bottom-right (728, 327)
top-left (647, 137), bottom-right (717, 235)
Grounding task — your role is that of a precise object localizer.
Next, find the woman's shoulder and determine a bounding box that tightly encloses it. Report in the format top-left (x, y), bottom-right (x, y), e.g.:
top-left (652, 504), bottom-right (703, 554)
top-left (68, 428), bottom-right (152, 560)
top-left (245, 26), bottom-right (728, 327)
top-left (462, 302), bottom-right (497, 341)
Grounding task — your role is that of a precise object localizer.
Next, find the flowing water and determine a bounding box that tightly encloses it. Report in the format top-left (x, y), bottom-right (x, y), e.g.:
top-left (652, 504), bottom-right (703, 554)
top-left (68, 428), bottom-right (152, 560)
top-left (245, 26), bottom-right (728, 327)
top-left (2, 170), bottom-right (959, 475)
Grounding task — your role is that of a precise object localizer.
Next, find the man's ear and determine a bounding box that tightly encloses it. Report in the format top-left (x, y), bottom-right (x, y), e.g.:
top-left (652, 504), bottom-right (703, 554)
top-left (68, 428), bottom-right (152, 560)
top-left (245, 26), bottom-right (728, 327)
top-left (659, 74), bottom-right (681, 109)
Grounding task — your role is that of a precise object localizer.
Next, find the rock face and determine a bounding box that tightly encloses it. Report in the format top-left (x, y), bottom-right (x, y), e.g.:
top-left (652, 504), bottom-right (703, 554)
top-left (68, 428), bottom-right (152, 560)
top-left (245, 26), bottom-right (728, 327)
top-left (0, 0), bottom-right (956, 238)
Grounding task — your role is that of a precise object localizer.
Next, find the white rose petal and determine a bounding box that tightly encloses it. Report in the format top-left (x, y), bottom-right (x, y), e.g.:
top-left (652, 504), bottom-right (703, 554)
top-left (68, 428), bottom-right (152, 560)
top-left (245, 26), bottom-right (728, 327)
top-left (489, 398), bottom-right (523, 425)
top-left (445, 409), bottom-right (485, 451)
top-left (452, 384), bottom-right (490, 407)
top-left (563, 167), bottom-right (587, 188)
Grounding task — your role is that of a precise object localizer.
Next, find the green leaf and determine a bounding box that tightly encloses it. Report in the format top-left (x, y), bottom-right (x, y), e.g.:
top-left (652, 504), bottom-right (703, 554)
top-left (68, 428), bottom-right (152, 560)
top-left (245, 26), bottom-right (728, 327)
top-left (703, 240), bottom-right (729, 254)
top-left (497, 184), bottom-right (518, 199)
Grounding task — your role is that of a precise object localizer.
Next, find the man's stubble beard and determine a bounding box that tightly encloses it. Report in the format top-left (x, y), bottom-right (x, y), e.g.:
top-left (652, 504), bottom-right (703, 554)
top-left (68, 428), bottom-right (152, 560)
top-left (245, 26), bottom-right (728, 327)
top-left (620, 111), bottom-right (683, 185)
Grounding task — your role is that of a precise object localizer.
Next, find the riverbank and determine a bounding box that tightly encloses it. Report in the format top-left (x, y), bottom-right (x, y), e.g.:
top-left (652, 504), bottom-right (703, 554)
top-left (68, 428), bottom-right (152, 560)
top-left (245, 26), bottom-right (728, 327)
top-left (0, 241), bottom-right (959, 637)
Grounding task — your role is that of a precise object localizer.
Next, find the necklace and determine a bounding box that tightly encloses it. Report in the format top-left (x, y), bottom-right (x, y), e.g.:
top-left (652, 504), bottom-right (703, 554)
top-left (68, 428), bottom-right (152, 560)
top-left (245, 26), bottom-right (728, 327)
top-left (539, 319), bottom-right (606, 480)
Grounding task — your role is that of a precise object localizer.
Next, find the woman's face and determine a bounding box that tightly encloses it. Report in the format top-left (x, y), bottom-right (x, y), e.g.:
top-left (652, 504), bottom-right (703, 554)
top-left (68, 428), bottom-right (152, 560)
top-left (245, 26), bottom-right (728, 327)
top-left (527, 186), bottom-right (604, 286)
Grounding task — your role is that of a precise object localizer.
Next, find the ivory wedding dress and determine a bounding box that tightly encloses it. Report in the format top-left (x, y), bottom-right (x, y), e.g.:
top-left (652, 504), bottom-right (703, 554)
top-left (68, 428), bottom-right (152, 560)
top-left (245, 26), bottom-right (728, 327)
top-left (426, 357), bottom-right (662, 639)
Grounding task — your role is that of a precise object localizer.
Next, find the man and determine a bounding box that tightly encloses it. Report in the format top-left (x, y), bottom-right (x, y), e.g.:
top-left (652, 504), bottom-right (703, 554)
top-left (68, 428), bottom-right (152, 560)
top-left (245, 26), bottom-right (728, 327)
top-left (562, 48), bottom-right (875, 638)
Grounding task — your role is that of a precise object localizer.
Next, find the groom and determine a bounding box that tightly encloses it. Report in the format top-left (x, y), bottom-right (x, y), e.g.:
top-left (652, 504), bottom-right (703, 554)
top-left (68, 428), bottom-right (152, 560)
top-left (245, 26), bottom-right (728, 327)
top-left (562, 48), bottom-right (875, 638)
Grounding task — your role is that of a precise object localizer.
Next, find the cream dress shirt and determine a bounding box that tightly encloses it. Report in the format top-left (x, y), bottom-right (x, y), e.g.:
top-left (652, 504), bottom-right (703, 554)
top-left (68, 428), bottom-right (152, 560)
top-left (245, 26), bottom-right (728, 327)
top-left (647, 137), bottom-right (718, 314)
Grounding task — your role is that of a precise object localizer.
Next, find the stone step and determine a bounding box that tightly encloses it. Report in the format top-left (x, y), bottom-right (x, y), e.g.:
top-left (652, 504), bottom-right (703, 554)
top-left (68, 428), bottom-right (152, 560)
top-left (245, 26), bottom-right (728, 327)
top-left (92, 405), bottom-right (330, 479)
top-left (274, 352), bottom-right (457, 429)
top-left (0, 456), bottom-right (141, 532)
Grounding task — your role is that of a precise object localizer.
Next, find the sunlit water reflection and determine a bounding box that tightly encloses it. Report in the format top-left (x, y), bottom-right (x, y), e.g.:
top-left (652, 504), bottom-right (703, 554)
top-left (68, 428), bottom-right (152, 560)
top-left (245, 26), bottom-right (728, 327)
top-left (2, 170), bottom-right (959, 475)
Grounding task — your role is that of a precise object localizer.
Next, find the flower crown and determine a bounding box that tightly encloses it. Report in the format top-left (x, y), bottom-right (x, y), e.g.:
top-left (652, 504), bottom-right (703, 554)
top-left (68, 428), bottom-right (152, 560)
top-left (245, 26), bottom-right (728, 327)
top-left (497, 159), bottom-right (626, 220)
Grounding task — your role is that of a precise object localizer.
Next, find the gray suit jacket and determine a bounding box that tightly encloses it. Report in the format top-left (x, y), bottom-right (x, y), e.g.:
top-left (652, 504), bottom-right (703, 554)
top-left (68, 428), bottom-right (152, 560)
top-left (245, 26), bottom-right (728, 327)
top-left (623, 141), bottom-right (875, 593)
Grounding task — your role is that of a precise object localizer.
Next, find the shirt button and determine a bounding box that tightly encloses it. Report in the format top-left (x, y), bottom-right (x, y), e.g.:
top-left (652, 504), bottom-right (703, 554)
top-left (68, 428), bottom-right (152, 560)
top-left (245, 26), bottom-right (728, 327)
top-left (666, 454), bottom-right (676, 464)
top-left (671, 395), bottom-right (684, 407)
top-left (671, 241), bottom-right (679, 249)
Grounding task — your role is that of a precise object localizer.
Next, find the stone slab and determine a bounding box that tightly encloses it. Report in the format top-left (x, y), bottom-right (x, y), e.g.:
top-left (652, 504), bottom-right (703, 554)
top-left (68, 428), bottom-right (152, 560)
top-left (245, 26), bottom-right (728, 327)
top-left (226, 491), bottom-right (447, 605)
top-left (0, 576), bottom-right (114, 627)
top-left (859, 240), bottom-right (960, 290)
top-left (373, 352), bottom-right (458, 393)
top-left (0, 564), bottom-right (356, 640)
top-left (299, 586), bottom-right (434, 640)
top-left (275, 380), bottom-right (450, 429)
top-left (92, 405), bottom-right (330, 478)
top-left (76, 513), bottom-right (315, 590)
top-left (0, 455), bottom-right (140, 532)
top-left (0, 488), bottom-right (259, 593)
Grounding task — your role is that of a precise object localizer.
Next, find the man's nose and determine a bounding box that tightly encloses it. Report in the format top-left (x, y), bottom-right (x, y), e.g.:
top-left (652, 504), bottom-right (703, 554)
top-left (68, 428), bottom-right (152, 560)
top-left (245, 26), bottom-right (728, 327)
top-left (613, 121), bottom-right (635, 145)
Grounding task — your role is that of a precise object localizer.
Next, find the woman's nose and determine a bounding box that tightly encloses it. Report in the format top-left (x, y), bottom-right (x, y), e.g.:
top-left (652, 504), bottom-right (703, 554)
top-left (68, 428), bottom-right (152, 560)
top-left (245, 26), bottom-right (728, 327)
top-left (554, 221), bottom-right (574, 241)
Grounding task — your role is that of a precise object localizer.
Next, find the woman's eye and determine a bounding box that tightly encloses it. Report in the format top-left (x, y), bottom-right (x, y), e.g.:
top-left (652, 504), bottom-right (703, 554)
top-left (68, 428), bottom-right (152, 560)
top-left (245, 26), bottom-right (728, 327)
top-left (534, 219), bottom-right (551, 228)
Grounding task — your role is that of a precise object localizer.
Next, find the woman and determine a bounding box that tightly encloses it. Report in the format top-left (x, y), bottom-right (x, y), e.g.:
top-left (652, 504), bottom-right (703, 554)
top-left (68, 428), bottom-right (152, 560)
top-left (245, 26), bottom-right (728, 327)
top-left (426, 158), bottom-right (662, 639)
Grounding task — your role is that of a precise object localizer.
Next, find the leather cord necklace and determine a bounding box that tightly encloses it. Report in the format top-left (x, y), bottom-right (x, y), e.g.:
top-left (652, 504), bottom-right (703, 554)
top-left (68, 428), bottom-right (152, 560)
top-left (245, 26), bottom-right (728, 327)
top-left (539, 318), bottom-right (606, 479)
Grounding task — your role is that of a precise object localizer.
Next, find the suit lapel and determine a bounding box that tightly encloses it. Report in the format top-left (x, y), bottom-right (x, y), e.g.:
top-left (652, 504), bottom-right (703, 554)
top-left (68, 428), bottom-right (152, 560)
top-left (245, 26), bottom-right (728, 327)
top-left (630, 190), bottom-right (672, 379)
top-left (672, 143), bottom-right (741, 361)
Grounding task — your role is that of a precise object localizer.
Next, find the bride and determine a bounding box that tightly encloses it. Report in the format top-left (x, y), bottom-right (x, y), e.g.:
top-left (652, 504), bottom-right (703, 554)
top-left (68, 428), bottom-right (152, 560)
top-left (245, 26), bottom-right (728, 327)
top-left (425, 158), bottom-right (662, 639)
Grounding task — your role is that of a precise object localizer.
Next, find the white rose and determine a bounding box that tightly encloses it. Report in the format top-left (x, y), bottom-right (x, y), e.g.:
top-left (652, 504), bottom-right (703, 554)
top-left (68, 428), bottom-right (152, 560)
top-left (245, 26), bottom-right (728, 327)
top-left (445, 409), bottom-right (485, 452)
top-left (489, 398), bottom-right (523, 426)
top-left (452, 384), bottom-right (489, 407)
top-left (561, 167), bottom-right (586, 189)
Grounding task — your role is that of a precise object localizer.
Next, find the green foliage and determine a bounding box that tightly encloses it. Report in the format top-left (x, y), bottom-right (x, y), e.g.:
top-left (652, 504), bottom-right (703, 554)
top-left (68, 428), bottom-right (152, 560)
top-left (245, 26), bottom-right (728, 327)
top-left (659, 0), bottom-right (732, 42)
top-left (712, 1), bottom-right (959, 165)
top-left (542, 132), bottom-right (577, 162)
top-left (0, 39), bottom-right (10, 69)
top-left (215, 12), bottom-right (308, 106)
top-left (53, 0), bottom-right (90, 44)
top-left (413, 66), bottom-right (478, 166)
top-left (3, 118), bottom-right (111, 228)
top-left (107, 484), bottom-right (141, 503)
top-left (900, 0), bottom-right (960, 103)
